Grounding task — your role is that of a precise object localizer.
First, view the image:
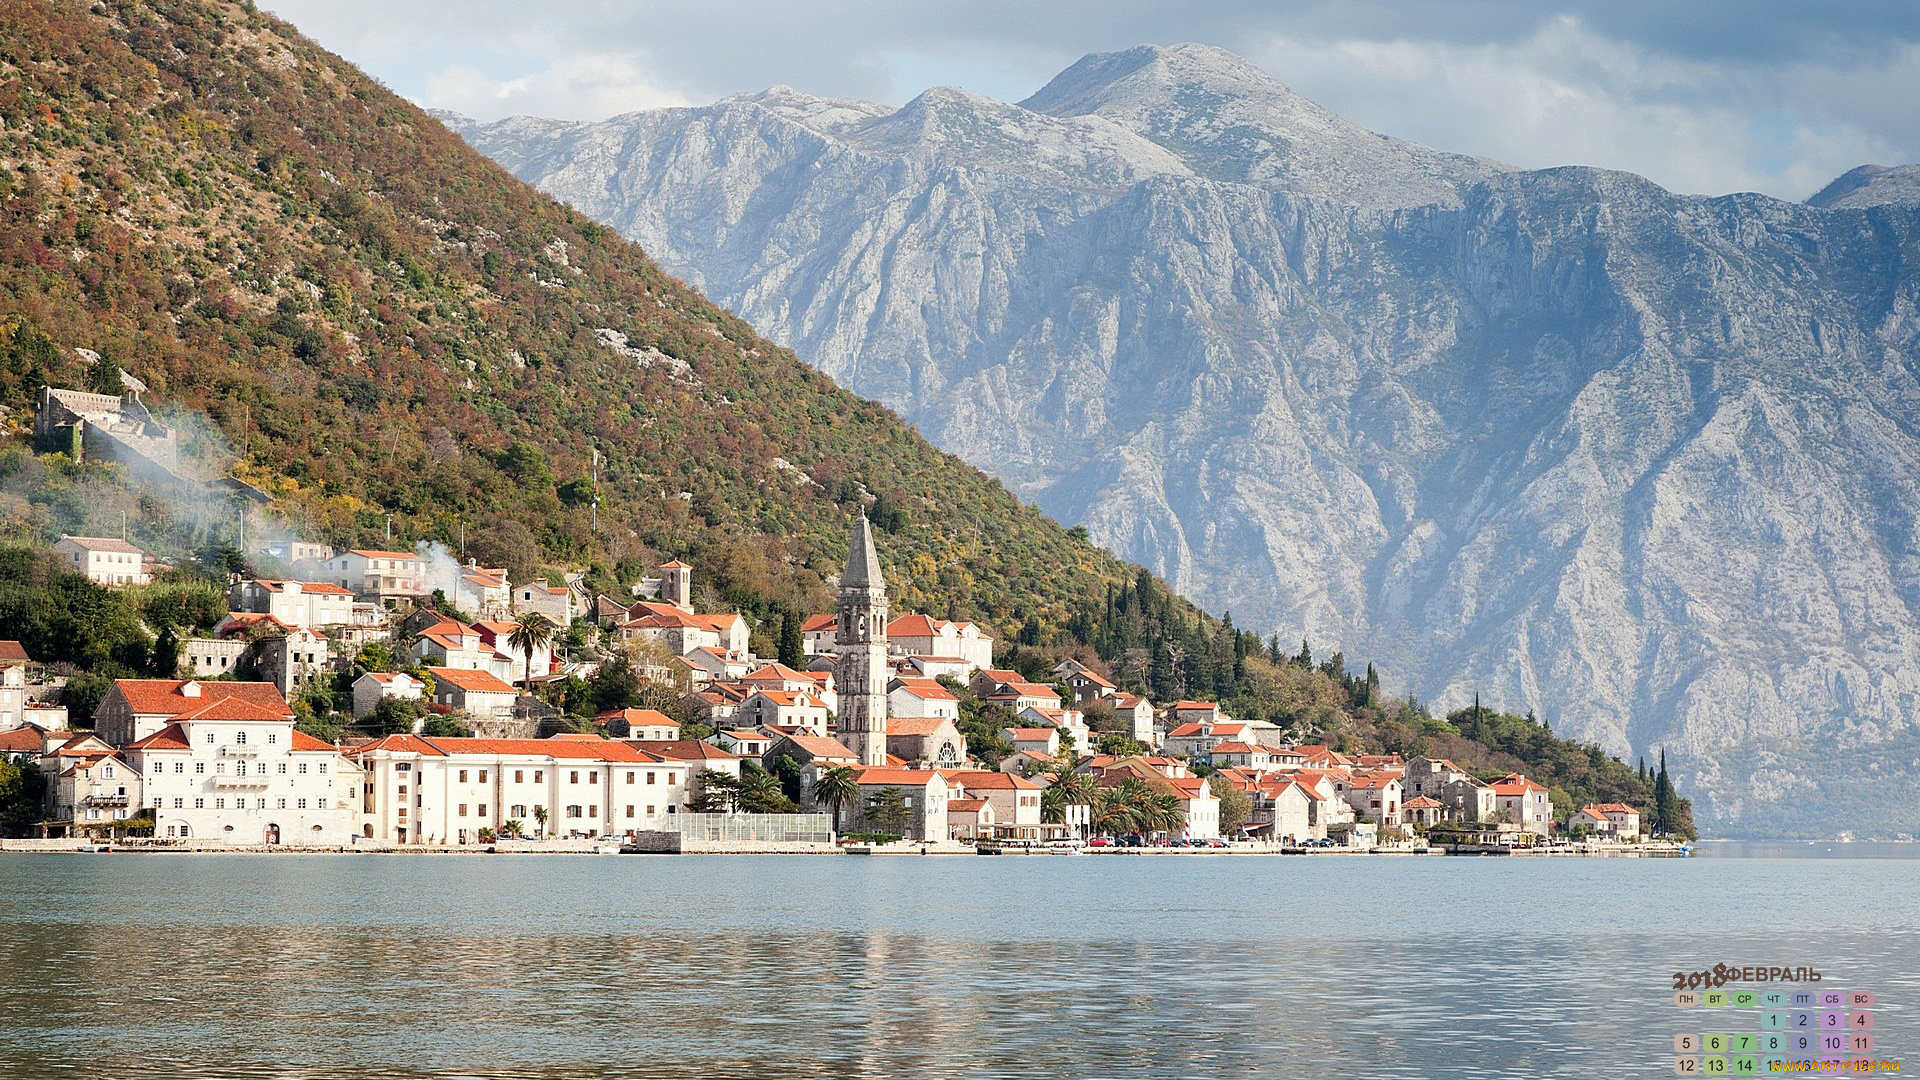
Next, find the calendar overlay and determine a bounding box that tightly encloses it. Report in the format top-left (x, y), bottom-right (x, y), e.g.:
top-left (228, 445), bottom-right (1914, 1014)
top-left (1675, 980), bottom-right (1896, 1076)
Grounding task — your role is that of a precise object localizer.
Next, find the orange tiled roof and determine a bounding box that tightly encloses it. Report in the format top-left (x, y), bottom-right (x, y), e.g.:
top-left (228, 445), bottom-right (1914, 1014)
top-left (127, 723), bottom-right (192, 752)
top-left (347, 549), bottom-right (422, 560)
top-left (887, 717), bottom-right (953, 737)
top-left (801, 614), bottom-right (837, 633)
top-left (112, 679), bottom-right (291, 717)
top-left (625, 740), bottom-right (739, 762)
top-left (777, 734), bottom-right (859, 760)
top-left (425, 667), bottom-right (518, 694)
top-left (854, 766), bottom-right (945, 787)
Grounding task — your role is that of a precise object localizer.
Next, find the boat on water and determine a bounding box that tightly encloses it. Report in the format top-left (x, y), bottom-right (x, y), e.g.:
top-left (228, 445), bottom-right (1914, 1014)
top-left (76, 843), bottom-right (112, 853)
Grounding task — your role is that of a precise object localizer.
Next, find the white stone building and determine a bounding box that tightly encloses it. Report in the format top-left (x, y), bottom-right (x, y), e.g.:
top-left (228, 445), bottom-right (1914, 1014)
top-left (53, 535), bottom-right (150, 587)
top-left (126, 696), bottom-right (359, 845)
top-left (347, 734), bottom-right (690, 844)
top-left (228, 579), bottom-right (355, 629)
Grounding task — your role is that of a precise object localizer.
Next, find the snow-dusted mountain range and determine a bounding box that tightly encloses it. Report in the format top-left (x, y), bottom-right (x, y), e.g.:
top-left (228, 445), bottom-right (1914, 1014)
top-left (445, 44), bottom-right (1920, 836)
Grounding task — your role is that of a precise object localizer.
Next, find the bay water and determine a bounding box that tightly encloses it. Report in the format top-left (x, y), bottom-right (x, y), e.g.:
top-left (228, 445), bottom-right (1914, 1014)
top-left (2, 849), bottom-right (1915, 1078)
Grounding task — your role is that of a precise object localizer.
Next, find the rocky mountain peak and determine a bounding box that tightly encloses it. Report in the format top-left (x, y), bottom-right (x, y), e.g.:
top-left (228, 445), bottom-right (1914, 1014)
top-left (1806, 163), bottom-right (1920, 209)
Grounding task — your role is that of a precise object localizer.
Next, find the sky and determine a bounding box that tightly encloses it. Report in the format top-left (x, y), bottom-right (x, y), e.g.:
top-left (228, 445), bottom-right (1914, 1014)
top-left (260, 1), bottom-right (1920, 201)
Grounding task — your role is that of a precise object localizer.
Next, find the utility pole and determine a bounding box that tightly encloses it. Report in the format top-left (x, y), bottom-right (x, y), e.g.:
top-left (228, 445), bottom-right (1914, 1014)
top-left (385, 514), bottom-right (392, 544)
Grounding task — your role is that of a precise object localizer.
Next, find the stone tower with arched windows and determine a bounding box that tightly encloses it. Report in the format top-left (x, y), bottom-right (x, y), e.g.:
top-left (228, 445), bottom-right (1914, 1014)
top-left (836, 513), bottom-right (889, 766)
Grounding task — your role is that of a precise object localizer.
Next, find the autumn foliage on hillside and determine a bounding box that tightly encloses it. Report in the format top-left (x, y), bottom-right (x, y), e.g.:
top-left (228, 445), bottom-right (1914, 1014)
top-left (0, 0), bottom-right (1690, 832)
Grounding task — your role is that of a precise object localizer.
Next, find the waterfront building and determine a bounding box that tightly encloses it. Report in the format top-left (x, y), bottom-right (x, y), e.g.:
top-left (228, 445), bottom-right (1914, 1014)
top-left (125, 695), bottom-right (359, 845)
top-left (347, 734), bottom-right (690, 845)
top-left (53, 535), bottom-right (151, 587)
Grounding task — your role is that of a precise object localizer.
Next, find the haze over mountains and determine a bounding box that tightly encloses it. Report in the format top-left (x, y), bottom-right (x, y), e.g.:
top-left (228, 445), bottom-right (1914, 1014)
top-left (446, 43), bottom-right (1920, 835)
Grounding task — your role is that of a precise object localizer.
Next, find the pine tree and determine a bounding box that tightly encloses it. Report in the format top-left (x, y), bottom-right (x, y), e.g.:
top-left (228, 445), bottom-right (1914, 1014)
top-left (1295, 639), bottom-right (1313, 670)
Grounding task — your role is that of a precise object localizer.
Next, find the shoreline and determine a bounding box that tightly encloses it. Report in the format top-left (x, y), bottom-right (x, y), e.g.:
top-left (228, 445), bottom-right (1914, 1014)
top-left (1, 839), bottom-right (1695, 858)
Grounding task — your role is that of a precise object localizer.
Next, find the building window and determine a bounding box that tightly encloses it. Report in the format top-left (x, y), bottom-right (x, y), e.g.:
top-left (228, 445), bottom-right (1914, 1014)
top-left (514, 770), bottom-right (524, 784)
top-left (588, 806), bottom-right (597, 819)
top-left (459, 770), bottom-right (468, 783)
top-left (174, 762), bottom-right (183, 773)
top-left (566, 805), bottom-right (580, 818)
top-left (104, 765), bottom-right (114, 778)
top-left (646, 772), bottom-right (655, 785)
top-left (215, 762), bottom-right (226, 775)
top-left (459, 804), bottom-right (468, 817)
top-left (570, 771), bottom-right (579, 784)
top-left (207, 733), bottom-right (215, 744)
top-left (588, 771), bottom-right (597, 783)
top-left (511, 804), bottom-right (526, 818)
top-left (257, 798), bottom-right (267, 809)
top-left (626, 772), bottom-right (635, 785)
top-left (534, 770), bottom-right (543, 783)
top-left (298, 799), bottom-right (307, 809)
top-left (236, 732), bottom-right (247, 745)
top-left (477, 804), bottom-right (487, 817)
top-left (278, 799), bottom-right (287, 809)
top-left (215, 799), bottom-right (225, 809)
top-left (298, 763), bottom-right (308, 774)
top-left (194, 798), bottom-right (204, 809)
top-left (477, 770), bottom-right (488, 783)
top-left (268, 733), bottom-right (277, 744)
top-left (626, 806), bottom-right (635, 818)
top-left (318, 763), bottom-right (327, 774)
top-left (278, 763), bottom-right (287, 774)
top-left (174, 798), bottom-right (183, 808)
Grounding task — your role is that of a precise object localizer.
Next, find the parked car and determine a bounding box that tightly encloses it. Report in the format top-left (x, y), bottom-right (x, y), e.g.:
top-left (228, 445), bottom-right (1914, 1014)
top-left (1204, 838), bottom-right (1228, 848)
top-left (1120, 833), bottom-right (1145, 847)
top-left (1088, 837), bottom-right (1113, 848)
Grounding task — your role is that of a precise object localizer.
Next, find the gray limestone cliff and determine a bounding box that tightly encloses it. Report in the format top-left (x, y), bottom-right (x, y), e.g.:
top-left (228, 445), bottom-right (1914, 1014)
top-left (445, 45), bottom-right (1920, 837)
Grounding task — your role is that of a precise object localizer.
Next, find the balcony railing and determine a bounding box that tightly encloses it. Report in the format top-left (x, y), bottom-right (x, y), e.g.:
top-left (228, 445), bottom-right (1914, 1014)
top-left (84, 793), bottom-right (130, 807)
top-left (213, 774), bottom-right (271, 790)
top-left (218, 746), bottom-right (260, 758)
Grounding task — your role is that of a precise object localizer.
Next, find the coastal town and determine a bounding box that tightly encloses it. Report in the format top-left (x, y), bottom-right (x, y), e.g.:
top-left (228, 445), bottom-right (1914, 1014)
top-left (1, 489), bottom-right (1663, 855)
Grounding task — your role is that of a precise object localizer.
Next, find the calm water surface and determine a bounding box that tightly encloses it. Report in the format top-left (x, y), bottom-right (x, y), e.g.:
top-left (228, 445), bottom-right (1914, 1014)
top-left (1, 851), bottom-right (1915, 1079)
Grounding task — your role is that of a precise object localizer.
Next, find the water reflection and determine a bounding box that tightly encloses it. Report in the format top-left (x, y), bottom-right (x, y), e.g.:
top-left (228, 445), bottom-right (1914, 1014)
top-left (1, 853), bottom-right (1915, 1079)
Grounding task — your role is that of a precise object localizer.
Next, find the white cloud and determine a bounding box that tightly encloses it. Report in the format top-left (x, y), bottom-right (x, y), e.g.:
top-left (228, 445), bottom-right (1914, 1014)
top-left (1243, 16), bottom-right (1916, 199)
top-left (419, 54), bottom-right (692, 121)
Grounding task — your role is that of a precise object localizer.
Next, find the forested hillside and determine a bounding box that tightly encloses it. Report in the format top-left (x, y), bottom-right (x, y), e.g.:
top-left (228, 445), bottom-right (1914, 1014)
top-left (0, 0), bottom-right (1690, 834)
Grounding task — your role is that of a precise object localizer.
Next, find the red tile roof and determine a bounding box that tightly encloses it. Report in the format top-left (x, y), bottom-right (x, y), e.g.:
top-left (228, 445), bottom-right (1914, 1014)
top-left (0, 727), bottom-right (50, 752)
top-left (347, 549), bottom-right (423, 560)
top-left (891, 678), bottom-right (958, 700)
top-left (886, 717), bottom-right (953, 737)
top-left (1003, 727), bottom-right (1057, 741)
top-left (59, 535), bottom-right (144, 554)
top-left (947, 798), bottom-right (989, 813)
top-left (598, 708), bottom-right (678, 728)
top-left (948, 770), bottom-right (1040, 791)
top-left (744, 663), bottom-right (811, 682)
top-left (127, 723), bottom-right (192, 751)
top-left (776, 734), bottom-right (859, 760)
top-left (112, 680), bottom-right (292, 718)
top-left (853, 766), bottom-right (944, 787)
top-left (624, 739), bottom-right (739, 762)
top-left (801, 614), bottom-right (837, 633)
top-left (426, 667), bottom-right (518, 694)
top-left (0, 640), bottom-right (31, 662)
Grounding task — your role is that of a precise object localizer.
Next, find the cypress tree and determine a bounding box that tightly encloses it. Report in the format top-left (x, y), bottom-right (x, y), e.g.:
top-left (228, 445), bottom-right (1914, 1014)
top-left (777, 608), bottom-right (804, 669)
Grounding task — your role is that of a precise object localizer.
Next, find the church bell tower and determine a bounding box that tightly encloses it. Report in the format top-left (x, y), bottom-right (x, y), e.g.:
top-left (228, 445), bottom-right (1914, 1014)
top-left (836, 513), bottom-right (890, 766)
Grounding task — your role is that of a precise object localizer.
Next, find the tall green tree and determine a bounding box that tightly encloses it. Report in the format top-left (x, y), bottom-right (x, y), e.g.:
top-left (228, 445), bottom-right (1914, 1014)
top-left (777, 607), bottom-right (805, 670)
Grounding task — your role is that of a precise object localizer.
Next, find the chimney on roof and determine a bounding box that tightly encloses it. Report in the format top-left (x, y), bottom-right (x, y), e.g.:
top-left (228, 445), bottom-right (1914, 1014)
top-left (180, 681), bottom-right (200, 698)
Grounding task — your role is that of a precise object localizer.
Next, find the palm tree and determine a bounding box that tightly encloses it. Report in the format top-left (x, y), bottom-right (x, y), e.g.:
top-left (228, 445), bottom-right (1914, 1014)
top-left (811, 765), bottom-right (861, 834)
top-left (1053, 769), bottom-right (1100, 839)
top-left (500, 819), bottom-right (525, 839)
top-left (508, 612), bottom-right (556, 689)
top-left (531, 805), bottom-right (548, 837)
